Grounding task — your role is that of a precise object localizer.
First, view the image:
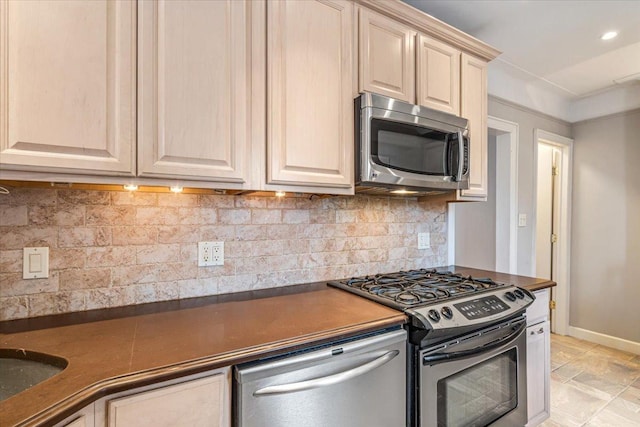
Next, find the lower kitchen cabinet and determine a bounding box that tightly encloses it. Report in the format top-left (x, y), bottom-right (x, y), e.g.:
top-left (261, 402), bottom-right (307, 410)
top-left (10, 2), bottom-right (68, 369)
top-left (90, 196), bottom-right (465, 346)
top-left (53, 403), bottom-right (95, 427)
top-left (55, 367), bottom-right (230, 427)
top-left (526, 289), bottom-right (551, 427)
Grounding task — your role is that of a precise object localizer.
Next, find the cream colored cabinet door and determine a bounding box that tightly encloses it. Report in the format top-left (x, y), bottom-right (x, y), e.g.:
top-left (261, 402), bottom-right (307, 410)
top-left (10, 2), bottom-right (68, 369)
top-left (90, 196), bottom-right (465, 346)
top-left (267, 0), bottom-right (353, 191)
top-left (526, 320), bottom-right (551, 427)
top-left (52, 403), bottom-right (95, 427)
top-left (137, 0), bottom-right (253, 184)
top-left (0, 1), bottom-right (136, 175)
top-left (417, 34), bottom-right (460, 115)
top-left (359, 8), bottom-right (415, 103)
top-left (459, 53), bottom-right (488, 200)
top-left (105, 371), bottom-right (229, 427)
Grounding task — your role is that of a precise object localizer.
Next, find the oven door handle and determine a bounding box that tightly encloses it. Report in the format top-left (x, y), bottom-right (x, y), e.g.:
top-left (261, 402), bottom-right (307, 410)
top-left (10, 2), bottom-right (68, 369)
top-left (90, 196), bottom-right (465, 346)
top-left (423, 320), bottom-right (526, 365)
top-left (253, 350), bottom-right (399, 396)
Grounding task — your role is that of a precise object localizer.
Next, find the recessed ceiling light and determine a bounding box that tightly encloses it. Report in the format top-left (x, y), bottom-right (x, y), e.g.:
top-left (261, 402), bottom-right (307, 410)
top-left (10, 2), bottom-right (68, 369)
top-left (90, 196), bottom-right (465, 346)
top-left (601, 31), bottom-right (618, 41)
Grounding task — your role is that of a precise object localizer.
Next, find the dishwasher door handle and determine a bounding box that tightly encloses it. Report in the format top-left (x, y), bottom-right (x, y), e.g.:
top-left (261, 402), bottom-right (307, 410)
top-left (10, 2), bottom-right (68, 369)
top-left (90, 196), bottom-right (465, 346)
top-left (253, 350), bottom-right (400, 396)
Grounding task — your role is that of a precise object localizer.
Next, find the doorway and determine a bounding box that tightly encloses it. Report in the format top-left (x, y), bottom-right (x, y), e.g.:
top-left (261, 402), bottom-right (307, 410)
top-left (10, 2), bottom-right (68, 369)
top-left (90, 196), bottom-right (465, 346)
top-left (534, 130), bottom-right (573, 335)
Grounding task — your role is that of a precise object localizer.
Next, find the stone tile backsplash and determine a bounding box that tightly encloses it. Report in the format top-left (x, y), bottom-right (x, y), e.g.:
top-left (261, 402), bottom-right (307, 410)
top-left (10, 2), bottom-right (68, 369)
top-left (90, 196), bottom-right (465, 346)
top-left (0, 187), bottom-right (448, 320)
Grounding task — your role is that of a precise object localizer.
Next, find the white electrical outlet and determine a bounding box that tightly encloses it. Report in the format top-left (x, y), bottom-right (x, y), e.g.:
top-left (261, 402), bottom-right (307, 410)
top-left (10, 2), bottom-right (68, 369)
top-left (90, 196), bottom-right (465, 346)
top-left (198, 241), bottom-right (224, 267)
top-left (418, 233), bottom-right (430, 249)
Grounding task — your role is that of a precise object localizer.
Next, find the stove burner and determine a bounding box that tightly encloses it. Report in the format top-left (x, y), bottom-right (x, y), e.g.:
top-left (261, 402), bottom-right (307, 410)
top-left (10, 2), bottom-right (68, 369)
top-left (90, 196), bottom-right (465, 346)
top-left (333, 269), bottom-right (508, 308)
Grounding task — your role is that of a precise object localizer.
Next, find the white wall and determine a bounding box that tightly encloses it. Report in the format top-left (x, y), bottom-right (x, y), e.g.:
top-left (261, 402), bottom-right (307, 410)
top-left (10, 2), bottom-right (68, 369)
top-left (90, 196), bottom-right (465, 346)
top-left (570, 109), bottom-right (640, 343)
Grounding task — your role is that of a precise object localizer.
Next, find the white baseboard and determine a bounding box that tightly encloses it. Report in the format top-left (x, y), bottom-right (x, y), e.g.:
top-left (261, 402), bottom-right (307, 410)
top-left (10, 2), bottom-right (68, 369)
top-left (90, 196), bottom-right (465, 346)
top-left (567, 326), bottom-right (640, 355)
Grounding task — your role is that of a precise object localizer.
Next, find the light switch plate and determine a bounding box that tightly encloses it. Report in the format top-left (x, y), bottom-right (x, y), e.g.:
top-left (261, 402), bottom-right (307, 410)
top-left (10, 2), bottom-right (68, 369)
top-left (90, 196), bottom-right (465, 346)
top-left (418, 233), bottom-right (431, 249)
top-left (23, 247), bottom-right (49, 279)
top-left (518, 214), bottom-right (527, 227)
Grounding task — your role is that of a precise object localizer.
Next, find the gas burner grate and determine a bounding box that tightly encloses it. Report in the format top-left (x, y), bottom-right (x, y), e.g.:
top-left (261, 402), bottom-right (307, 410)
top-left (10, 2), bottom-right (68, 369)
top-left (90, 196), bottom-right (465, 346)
top-left (332, 269), bottom-right (508, 308)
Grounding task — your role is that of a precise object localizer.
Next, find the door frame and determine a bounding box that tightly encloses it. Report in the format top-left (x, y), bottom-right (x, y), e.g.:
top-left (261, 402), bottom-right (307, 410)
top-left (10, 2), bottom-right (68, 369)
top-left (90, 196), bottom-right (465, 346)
top-left (447, 116), bottom-right (519, 275)
top-left (488, 116), bottom-right (519, 274)
top-left (533, 129), bottom-right (573, 336)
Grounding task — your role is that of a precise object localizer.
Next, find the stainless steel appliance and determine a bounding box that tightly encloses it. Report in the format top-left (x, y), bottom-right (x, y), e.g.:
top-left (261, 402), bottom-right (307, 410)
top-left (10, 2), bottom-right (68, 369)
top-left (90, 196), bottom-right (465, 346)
top-left (355, 92), bottom-right (470, 196)
top-left (234, 328), bottom-right (406, 427)
top-left (329, 269), bottom-right (534, 427)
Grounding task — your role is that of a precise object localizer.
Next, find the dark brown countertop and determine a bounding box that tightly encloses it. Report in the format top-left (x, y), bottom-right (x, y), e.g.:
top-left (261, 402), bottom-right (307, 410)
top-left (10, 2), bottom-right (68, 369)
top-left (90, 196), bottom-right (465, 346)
top-left (0, 267), bottom-right (552, 427)
top-left (0, 283), bottom-right (406, 427)
top-left (445, 265), bottom-right (556, 292)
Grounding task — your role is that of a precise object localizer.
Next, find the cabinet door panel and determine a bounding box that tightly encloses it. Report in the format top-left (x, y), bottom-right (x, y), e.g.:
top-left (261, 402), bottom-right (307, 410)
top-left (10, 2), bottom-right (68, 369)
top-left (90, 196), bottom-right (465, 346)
top-left (138, 0), bottom-right (251, 182)
top-left (417, 34), bottom-right (460, 115)
top-left (460, 53), bottom-right (488, 199)
top-left (268, 0), bottom-right (353, 188)
top-left (107, 373), bottom-right (226, 427)
top-left (0, 0), bottom-right (135, 175)
top-left (359, 8), bottom-right (415, 103)
top-left (526, 320), bottom-right (550, 426)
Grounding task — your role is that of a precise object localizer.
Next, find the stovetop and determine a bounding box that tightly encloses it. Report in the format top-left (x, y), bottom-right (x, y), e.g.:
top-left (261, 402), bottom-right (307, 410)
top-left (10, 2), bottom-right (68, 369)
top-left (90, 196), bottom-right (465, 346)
top-left (328, 269), bottom-right (507, 309)
top-left (328, 269), bottom-right (534, 341)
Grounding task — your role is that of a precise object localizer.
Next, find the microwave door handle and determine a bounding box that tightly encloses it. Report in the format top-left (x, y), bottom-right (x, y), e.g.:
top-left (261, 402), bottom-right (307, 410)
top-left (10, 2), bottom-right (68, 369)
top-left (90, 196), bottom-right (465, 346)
top-left (456, 130), bottom-right (464, 181)
top-left (423, 319), bottom-right (526, 365)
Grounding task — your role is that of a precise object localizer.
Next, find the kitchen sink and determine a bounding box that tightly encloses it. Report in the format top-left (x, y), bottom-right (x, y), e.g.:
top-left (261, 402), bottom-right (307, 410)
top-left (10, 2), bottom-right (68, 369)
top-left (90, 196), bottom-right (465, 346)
top-left (0, 349), bottom-right (68, 401)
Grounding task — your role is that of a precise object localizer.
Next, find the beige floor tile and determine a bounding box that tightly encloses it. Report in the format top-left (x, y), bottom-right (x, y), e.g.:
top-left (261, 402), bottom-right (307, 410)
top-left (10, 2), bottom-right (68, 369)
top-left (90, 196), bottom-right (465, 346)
top-left (600, 394), bottom-right (640, 423)
top-left (585, 407), bottom-right (640, 427)
top-left (552, 334), bottom-right (599, 353)
top-left (540, 411), bottom-right (584, 427)
top-left (569, 371), bottom-right (628, 400)
top-left (585, 345), bottom-right (637, 362)
top-left (552, 342), bottom-right (590, 366)
top-left (553, 362), bottom-right (584, 383)
top-left (550, 380), bottom-right (609, 424)
top-left (570, 355), bottom-right (640, 386)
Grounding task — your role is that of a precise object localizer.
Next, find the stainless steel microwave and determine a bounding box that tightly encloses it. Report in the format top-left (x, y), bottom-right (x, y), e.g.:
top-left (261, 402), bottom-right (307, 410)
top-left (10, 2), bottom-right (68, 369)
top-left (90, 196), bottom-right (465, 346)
top-left (355, 92), bottom-right (470, 196)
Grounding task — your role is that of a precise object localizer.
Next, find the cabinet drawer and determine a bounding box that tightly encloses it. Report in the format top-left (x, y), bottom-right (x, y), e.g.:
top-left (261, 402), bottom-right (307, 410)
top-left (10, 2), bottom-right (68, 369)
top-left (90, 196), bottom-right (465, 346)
top-left (527, 289), bottom-right (550, 326)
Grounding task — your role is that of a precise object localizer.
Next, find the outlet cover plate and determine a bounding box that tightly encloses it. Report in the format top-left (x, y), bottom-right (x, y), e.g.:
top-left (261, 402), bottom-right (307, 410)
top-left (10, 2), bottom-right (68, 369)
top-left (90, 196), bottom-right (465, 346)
top-left (418, 233), bottom-right (431, 249)
top-left (198, 241), bottom-right (224, 267)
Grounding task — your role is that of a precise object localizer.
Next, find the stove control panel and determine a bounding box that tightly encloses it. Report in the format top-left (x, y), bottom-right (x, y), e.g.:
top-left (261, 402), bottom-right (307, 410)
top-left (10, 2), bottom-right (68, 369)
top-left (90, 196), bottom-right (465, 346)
top-left (409, 286), bottom-right (534, 330)
top-left (454, 295), bottom-right (509, 320)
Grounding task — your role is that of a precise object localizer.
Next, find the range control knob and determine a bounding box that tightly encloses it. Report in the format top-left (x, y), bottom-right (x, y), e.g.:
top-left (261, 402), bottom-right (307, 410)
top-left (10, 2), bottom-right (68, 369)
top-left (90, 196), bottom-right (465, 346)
top-left (441, 306), bottom-right (453, 319)
top-left (514, 289), bottom-right (526, 299)
top-left (504, 291), bottom-right (517, 302)
top-left (427, 309), bottom-right (441, 322)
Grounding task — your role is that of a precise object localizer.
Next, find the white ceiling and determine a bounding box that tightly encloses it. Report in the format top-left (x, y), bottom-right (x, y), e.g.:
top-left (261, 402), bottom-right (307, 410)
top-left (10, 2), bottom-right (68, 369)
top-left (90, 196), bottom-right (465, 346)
top-left (404, 0), bottom-right (640, 122)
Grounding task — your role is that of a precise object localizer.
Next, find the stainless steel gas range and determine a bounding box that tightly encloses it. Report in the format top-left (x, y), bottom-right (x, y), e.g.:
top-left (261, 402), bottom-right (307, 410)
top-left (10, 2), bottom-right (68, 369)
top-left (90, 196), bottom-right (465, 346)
top-left (329, 268), bottom-right (535, 427)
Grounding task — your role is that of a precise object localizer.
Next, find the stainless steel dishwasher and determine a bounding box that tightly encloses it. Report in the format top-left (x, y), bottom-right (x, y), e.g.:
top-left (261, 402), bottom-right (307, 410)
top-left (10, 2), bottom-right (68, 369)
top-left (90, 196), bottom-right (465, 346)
top-left (234, 328), bottom-right (406, 427)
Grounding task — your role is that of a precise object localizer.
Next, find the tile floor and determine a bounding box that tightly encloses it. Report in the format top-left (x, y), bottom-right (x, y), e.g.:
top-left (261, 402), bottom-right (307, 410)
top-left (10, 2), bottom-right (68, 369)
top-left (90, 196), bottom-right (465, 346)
top-left (540, 334), bottom-right (640, 426)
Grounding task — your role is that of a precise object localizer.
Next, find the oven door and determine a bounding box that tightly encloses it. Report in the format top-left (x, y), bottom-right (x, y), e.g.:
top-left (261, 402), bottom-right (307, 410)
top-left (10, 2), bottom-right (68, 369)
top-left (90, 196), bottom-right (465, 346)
top-left (419, 316), bottom-right (527, 427)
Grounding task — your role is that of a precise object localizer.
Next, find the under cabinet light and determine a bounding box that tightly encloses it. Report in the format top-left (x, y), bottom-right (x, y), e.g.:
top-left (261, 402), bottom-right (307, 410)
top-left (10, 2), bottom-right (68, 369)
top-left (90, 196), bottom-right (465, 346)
top-left (601, 31), bottom-right (618, 40)
top-left (170, 185), bottom-right (183, 193)
top-left (391, 189), bottom-right (418, 195)
top-left (275, 191), bottom-right (286, 198)
top-left (124, 184), bottom-right (138, 191)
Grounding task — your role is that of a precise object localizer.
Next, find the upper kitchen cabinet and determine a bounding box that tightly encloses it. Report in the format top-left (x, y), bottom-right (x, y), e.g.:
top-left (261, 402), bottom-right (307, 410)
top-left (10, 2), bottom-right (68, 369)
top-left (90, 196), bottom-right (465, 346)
top-left (416, 35), bottom-right (460, 116)
top-left (266, 0), bottom-right (354, 193)
top-left (459, 53), bottom-right (488, 200)
top-left (358, 8), bottom-right (415, 103)
top-left (0, 0), bottom-right (136, 176)
top-left (137, 0), bottom-right (252, 184)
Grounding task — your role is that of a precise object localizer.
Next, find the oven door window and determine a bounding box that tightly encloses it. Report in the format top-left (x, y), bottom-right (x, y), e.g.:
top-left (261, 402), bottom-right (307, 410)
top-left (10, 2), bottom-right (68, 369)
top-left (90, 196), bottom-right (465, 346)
top-left (371, 118), bottom-right (453, 176)
top-left (437, 348), bottom-right (518, 427)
